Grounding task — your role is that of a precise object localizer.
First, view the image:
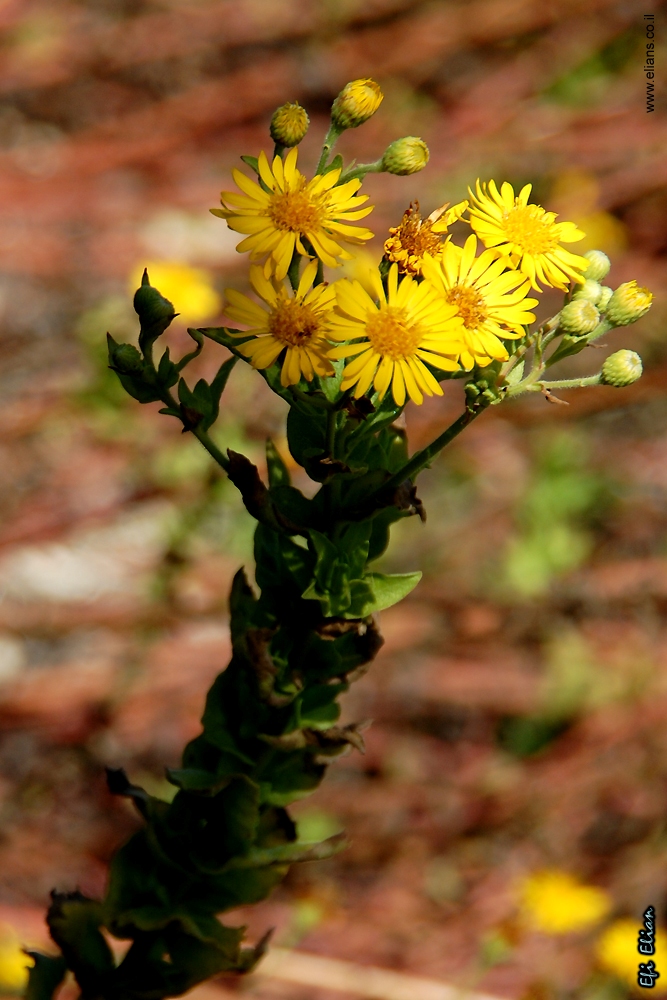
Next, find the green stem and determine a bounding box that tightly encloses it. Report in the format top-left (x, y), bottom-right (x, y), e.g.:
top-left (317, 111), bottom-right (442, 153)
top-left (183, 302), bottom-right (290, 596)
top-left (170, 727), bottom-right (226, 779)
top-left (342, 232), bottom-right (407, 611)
top-left (538, 374), bottom-right (602, 390)
top-left (316, 122), bottom-right (343, 173)
top-left (192, 427), bottom-right (231, 471)
top-left (382, 406), bottom-right (481, 490)
top-left (338, 160), bottom-right (383, 184)
top-left (314, 259), bottom-right (324, 286)
top-left (273, 143), bottom-right (285, 160)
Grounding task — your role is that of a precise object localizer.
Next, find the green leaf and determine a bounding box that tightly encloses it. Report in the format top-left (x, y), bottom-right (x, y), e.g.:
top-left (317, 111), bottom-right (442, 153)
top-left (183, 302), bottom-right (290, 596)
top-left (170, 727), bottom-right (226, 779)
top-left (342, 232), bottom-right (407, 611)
top-left (296, 682), bottom-right (346, 729)
top-left (323, 153), bottom-right (344, 175)
top-left (223, 831), bottom-right (347, 869)
top-left (47, 893), bottom-right (115, 993)
top-left (240, 154), bottom-right (260, 174)
top-left (266, 438), bottom-right (291, 487)
top-left (269, 484), bottom-right (313, 528)
top-left (164, 768), bottom-right (233, 796)
top-left (352, 571), bottom-right (422, 617)
top-left (286, 404), bottom-right (327, 467)
top-left (24, 953), bottom-right (68, 1000)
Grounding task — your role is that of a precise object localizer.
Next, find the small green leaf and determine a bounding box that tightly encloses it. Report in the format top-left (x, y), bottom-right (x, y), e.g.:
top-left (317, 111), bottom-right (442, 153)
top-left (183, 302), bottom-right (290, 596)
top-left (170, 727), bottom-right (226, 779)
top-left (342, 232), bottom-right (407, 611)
top-left (354, 571), bottom-right (422, 616)
top-left (24, 953), bottom-right (68, 1000)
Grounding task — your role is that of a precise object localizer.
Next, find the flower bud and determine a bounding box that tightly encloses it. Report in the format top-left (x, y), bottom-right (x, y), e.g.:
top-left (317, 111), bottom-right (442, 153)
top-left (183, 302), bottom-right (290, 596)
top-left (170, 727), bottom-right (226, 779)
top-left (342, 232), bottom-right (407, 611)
top-left (597, 286), bottom-right (613, 311)
top-left (381, 136), bottom-right (429, 176)
top-left (583, 250), bottom-right (611, 282)
top-left (606, 280), bottom-right (653, 326)
top-left (270, 102), bottom-right (309, 147)
top-left (573, 279), bottom-right (602, 304)
top-left (331, 79), bottom-right (383, 130)
top-left (110, 342), bottom-right (144, 374)
top-left (601, 350), bottom-right (643, 387)
top-left (559, 298), bottom-right (600, 335)
top-left (133, 270), bottom-right (176, 330)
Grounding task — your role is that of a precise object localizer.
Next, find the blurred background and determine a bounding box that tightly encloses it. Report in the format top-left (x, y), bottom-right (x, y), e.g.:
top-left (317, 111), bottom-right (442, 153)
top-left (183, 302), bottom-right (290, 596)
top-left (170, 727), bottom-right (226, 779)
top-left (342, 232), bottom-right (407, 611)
top-left (0, 0), bottom-right (665, 997)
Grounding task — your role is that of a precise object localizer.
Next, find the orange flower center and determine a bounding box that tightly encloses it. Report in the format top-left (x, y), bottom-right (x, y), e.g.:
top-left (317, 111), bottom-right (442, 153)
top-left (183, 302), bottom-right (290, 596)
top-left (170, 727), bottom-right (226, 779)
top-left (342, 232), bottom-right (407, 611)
top-left (366, 305), bottom-right (422, 360)
top-left (445, 285), bottom-right (488, 331)
top-left (268, 184), bottom-right (327, 234)
top-left (269, 299), bottom-right (321, 346)
top-left (502, 204), bottom-right (559, 255)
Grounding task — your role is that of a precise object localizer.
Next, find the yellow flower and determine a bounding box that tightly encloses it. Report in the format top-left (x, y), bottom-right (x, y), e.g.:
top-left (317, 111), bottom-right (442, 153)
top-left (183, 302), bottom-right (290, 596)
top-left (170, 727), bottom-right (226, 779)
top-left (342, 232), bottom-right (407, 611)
top-left (327, 263), bottom-right (464, 406)
top-left (224, 260), bottom-right (336, 387)
top-left (129, 261), bottom-right (220, 324)
top-left (422, 235), bottom-right (538, 370)
top-left (212, 148), bottom-right (374, 280)
top-left (383, 200), bottom-right (468, 277)
top-left (0, 923), bottom-right (33, 992)
top-left (517, 870), bottom-right (611, 935)
top-left (468, 180), bottom-right (590, 290)
top-left (597, 918), bottom-right (667, 993)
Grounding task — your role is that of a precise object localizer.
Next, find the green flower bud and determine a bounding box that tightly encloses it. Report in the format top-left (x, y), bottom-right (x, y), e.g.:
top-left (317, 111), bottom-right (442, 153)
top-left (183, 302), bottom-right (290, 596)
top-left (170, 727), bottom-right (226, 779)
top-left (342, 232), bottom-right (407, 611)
top-left (597, 286), bottom-right (613, 311)
top-left (606, 280), bottom-right (653, 326)
top-left (559, 298), bottom-right (600, 335)
top-left (270, 102), bottom-right (309, 147)
top-left (381, 136), bottom-right (429, 176)
top-left (583, 250), bottom-right (611, 282)
top-left (573, 279), bottom-right (602, 304)
top-left (110, 342), bottom-right (144, 374)
top-left (133, 270), bottom-right (176, 329)
top-left (331, 78), bottom-right (383, 130)
top-left (601, 349), bottom-right (643, 387)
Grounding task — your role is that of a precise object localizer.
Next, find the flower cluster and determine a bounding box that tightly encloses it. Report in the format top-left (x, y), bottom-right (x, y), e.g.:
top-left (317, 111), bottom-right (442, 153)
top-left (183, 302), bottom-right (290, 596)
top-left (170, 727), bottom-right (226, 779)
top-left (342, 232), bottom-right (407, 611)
top-left (211, 79), bottom-right (652, 409)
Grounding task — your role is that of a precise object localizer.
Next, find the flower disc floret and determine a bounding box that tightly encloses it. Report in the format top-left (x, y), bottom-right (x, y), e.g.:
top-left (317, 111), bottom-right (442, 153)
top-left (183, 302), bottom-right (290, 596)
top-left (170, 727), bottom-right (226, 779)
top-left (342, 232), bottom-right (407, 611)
top-left (327, 263), bottom-right (465, 406)
top-left (468, 179), bottom-right (590, 290)
top-left (384, 200), bottom-right (468, 276)
top-left (224, 260), bottom-right (336, 387)
top-left (213, 148), bottom-right (374, 280)
top-left (421, 234), bottom-right (538, 369)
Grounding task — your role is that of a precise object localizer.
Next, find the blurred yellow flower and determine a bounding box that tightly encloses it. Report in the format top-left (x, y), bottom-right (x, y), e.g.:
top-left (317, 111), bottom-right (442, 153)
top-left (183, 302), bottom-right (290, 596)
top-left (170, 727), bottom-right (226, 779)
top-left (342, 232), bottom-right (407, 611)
top-left (129, 261), bottom-right (221, 324)
top-left (518, 870), bottom-right (611, 934)
top-left (596, 917), bottom-right (667, 993)
top-left (212, 148), bottom-right (374, 280)
top-left (0, 923), bottom-right (33, 992)
top-left (468, 180), bottom-right (589, 291)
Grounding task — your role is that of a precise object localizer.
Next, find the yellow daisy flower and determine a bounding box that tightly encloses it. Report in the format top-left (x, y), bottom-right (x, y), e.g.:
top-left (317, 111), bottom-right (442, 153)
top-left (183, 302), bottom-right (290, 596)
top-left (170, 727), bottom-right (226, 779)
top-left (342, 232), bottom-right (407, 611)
top-left (383, 200), bottom-right (468, 276)
top-left (224, 260), bottom-right (336, 388)
top-left (517, 869), bottom-right (611, 935)
top-left (327, 263), bottom-right (464, 407)
top-left (422, 234), bottom-right (538, 369)
top-left (468, 179), bottom-right (589, 290)
top-left (212, 148), bottom-right (374, 280)
top-left (597, 917), bottom-right (667, 993)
